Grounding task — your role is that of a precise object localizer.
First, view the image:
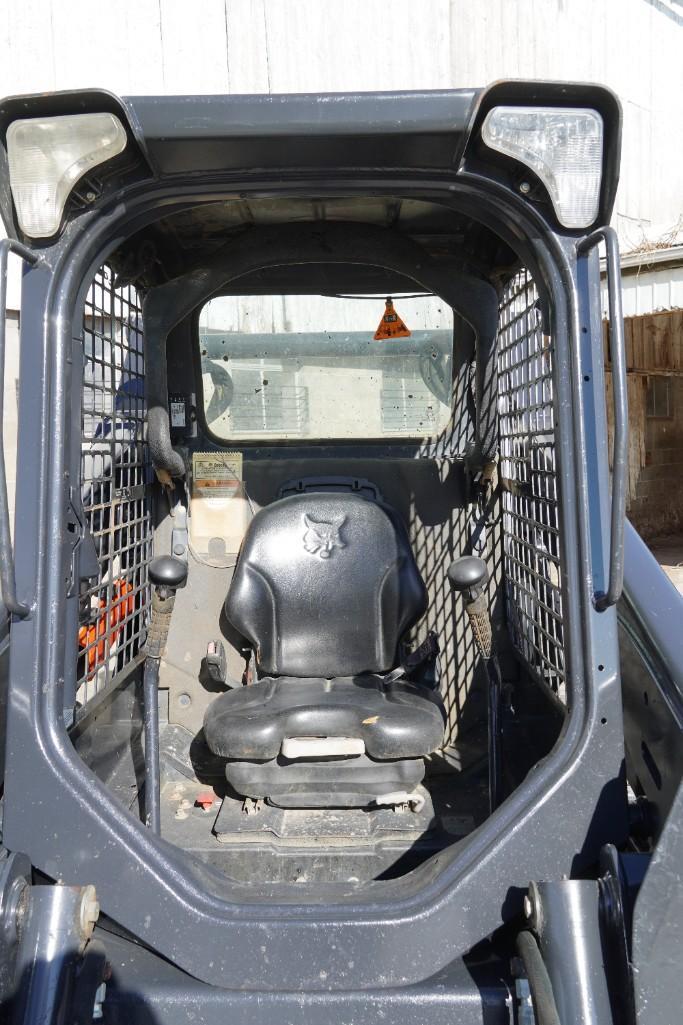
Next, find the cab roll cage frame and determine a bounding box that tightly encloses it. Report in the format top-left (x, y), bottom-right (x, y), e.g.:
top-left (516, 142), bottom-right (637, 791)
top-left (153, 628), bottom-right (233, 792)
top-left (1, 165), bottom-right (628, 991)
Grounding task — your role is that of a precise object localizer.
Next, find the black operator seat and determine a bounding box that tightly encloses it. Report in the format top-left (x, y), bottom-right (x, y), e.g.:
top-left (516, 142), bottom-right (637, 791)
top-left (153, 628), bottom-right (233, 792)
top-left (203, 491), bottom-right (445, 809)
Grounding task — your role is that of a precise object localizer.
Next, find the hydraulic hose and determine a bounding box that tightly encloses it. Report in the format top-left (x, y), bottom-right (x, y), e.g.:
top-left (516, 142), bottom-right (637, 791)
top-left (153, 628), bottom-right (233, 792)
top-left (516, 931), bottom-right (562, 1025)
top-left (143, 658), bottom-right (162, 833)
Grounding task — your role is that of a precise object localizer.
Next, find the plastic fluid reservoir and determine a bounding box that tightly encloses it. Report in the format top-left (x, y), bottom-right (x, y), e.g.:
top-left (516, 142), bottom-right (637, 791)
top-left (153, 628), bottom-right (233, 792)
top-left (189, 451), bottom-right (251, 562)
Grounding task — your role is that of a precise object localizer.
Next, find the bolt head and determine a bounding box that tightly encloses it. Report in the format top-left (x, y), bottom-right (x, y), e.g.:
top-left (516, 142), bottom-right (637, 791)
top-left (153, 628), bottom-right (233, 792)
top-left (519, 181), bottom-right (531, 195)
top-left (79, 884), bottom-right (100, 941)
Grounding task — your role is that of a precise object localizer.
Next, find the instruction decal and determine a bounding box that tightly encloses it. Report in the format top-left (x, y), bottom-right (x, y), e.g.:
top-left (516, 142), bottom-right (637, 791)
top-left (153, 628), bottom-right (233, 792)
top-left (170, 399), bottom-right (186, 428)
top-left (192, 451), bottom-right (243, 498)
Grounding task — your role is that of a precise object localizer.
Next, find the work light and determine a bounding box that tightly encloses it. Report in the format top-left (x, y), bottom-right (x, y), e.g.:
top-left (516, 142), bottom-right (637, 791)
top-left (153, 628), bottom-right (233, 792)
top-left (6, 112), bottom-right (127, 238)
top-left (481, 106), bottom-right (603, 229)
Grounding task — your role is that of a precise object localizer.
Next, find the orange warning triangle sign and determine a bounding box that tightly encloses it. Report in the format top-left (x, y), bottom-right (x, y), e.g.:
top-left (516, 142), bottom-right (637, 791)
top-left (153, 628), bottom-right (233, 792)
top-left (374, 298), bottom-right (411, 340)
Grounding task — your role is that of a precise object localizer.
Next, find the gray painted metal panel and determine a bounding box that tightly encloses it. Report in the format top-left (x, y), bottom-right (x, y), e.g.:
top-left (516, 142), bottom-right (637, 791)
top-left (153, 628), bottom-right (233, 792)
top-left (632, 779), bottom-right (683, 1025)
top-left (99, 927), bottom-right (511, 1025)
top-left (1, 165), bottom-right (627, 990)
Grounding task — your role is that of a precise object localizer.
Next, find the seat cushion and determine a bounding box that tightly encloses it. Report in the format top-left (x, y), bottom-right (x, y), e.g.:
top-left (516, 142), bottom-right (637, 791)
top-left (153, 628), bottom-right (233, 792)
top-left (224, 753), bottom-right (425, 808)
top-left (225, 492), bottom-right (427, 678)
top-left (203, 675), bottom-right (445, 762)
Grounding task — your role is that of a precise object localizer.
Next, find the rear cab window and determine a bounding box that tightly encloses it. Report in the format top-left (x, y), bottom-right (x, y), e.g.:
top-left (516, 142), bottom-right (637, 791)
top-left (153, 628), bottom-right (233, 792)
top-left (198, 293), bottom-right (454, 441)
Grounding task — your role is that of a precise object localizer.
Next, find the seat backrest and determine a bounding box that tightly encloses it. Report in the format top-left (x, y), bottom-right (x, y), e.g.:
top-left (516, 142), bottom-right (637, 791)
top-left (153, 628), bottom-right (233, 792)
top-left (226, 492), bottom-right (427, 678)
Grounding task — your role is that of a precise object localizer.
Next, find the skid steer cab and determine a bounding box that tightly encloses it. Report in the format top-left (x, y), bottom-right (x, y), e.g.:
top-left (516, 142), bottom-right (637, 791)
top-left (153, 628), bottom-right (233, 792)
top-left (0, 82), bottom-right (680, 1025)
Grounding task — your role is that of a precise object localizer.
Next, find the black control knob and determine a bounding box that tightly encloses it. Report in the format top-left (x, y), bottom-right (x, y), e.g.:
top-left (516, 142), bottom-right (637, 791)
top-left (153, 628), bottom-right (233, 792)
top-left (448, 556), bottom-right (488, 598)
top-left (149, 555), bottom-right (188, 591)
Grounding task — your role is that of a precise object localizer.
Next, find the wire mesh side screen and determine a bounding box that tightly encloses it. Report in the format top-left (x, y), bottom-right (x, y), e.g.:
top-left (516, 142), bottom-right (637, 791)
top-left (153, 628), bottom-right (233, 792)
top-left (498, 271), bottom-right (565, 702)
top-left (76, 265), bottom-right (151, 709)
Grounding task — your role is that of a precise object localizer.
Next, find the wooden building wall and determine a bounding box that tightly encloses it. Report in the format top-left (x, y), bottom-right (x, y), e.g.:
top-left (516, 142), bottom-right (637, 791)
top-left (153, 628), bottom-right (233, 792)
top-left (604, 309), bottom-right (683, 540)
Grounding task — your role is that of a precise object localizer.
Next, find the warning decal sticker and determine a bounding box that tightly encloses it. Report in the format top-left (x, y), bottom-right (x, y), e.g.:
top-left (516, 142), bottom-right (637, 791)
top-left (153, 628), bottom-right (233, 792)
top-left (192, 451), bottom-right (243, 498)
top-left (374, 297), bottom-right (411, 340)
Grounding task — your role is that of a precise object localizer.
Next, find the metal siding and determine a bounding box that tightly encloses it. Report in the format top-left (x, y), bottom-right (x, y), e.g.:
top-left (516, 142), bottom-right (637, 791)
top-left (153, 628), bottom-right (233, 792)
top-left (159, 0), bottom-right (229, 94)
top-left (0, 0), bottom-right (679, 256)
top-left (602, 264), bottom-right (683, 317)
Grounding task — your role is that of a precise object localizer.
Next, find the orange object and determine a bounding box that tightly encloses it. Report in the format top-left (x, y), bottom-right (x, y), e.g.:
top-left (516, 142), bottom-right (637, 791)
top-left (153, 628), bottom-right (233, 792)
top-left (374, 297), bottom-right (411, 340)
top-left (78, 579), bottom-right (135, 678)
top-left (195, 792), bottom-right (216, 811)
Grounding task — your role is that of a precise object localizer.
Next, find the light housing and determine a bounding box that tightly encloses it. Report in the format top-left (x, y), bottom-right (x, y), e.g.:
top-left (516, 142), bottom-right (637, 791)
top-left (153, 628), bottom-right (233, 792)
top-left (481, 106), bottom-right (604, 229)
top-left (6, 112), bottom-right (127, 238)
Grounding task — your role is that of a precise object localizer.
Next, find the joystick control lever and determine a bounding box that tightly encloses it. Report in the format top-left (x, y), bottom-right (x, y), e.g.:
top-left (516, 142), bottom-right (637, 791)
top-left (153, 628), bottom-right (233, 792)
top-left (143, 555), bottom-right (188, 833)
top-left (448, 556), bottom-right (492, 658)
top-left (448, 555), bottom-right (502, 812)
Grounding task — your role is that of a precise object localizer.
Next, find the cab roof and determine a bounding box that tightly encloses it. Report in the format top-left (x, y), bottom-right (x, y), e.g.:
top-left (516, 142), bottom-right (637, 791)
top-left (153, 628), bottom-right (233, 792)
top-left (0, 81), bottom-right (621, 251)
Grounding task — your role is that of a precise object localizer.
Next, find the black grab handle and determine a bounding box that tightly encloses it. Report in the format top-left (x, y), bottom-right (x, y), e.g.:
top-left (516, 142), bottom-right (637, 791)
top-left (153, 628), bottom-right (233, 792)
top-left (0, 238), bottom-right (41, 618)
top-left (577, 226), bottom-right (628, 610)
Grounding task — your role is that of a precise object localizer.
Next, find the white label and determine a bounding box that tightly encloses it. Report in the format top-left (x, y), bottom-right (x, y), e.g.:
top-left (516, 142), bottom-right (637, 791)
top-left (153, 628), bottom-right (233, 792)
top-left (170, 400), bottom-right (186, 427)
top-left (192, 451), bottom-right (243, 498)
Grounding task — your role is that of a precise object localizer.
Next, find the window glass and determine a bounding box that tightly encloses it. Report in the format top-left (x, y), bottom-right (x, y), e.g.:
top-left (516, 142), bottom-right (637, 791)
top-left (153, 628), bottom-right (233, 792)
top-left (198, 293), bottom-right (454, 441)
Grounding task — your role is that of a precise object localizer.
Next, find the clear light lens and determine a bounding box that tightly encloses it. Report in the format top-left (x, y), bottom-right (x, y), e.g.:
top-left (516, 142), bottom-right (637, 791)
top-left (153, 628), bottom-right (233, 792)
top-left (481, 106), bottom-right (603, 229)
top-left (7, 113), bottom-right (127, 237)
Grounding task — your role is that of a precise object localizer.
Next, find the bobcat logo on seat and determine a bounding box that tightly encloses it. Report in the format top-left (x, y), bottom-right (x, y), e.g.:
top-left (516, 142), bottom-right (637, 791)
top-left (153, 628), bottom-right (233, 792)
top-left (302, 514), bottom-right (346, 559)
